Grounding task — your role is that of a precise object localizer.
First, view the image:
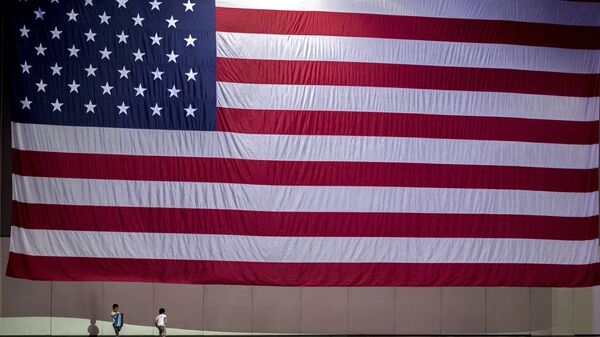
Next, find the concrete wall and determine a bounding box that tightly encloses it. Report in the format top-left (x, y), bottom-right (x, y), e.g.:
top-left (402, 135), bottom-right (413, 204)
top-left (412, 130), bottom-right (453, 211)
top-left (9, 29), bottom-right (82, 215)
top-left (2, 238), bottom-right (600, 336)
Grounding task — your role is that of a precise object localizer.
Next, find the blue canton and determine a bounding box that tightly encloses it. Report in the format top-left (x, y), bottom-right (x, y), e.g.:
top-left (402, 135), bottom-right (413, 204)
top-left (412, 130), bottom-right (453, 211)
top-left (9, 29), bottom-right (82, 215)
top-left (11, 0), bottom-right (216, 130)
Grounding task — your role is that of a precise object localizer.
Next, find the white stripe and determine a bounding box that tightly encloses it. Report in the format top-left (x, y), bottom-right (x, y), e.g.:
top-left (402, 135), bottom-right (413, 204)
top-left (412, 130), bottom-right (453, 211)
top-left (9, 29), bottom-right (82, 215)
top-left (216, 0), bottom-right (600, 27)
top-left (217, 82), bottom-right (599, 122)
top-left (11, 227), bottom-right (600, 264)
top-left (12, 175), bottom-right (599, 217)
top-left (217, 32), bottom-right (600, 74)
top-left (12, 123), bottom-right (598, 169)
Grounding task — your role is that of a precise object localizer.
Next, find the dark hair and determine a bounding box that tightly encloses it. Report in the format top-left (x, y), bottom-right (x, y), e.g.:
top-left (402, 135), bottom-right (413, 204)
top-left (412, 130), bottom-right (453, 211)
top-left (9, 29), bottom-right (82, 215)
top-left (112, 304), bottom-right (119, 309)
top-left (159, 308), bottom-right (165, 314)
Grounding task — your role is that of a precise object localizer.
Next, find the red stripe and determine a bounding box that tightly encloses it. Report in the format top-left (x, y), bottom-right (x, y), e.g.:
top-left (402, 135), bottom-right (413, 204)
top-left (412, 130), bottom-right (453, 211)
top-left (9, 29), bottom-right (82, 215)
top-left (12, 202), bottom-right (599, 240)
top-left (217, 58), bottom-right (600, 97)
top-left (12, 150), bottom-right (598, 192)
top-left (216, 7), bottom-right (600, 49)
top-left (216, 108), bottom-right (599, 145)
top-left (7, 253), bottom-right (600, 286)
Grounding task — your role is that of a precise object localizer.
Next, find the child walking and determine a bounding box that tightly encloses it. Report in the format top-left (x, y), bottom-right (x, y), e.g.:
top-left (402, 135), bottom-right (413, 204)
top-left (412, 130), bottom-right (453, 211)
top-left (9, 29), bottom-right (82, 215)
top-left (155, 308), bottom-right (167, 337)
top-left (110, 304), bottom-right (123, 337)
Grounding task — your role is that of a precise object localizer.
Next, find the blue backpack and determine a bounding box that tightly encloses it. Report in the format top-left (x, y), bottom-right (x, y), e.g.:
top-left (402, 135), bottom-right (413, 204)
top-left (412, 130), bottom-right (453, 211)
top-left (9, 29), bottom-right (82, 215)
top-left (113, 312), bottom-right (124, 328)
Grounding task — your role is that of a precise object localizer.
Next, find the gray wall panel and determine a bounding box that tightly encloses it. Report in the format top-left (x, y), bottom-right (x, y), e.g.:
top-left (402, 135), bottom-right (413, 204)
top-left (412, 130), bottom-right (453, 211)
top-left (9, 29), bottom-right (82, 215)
top-left (530, 288), bottom-right (553, 335)
top-left (154, 283), bottom-right (204, 332)
top-left (203, 285), bottom-right (252, 334)
top-left (441, 287), bottom-right (486, 334)
top-left (348, 287), bottom-right (395, 335)
top-left (485, 287), bottom-right (529, 334)
top-left (102, 282), bottom-right (154, 335)
top-left (252, 286), bottom-right (301, 334)
top-left (300, 287), bottom-right (348, 334)
top-left (51, 282), bottom-right (104, 336)
top-left (395, 287), bottom-right (441, 335)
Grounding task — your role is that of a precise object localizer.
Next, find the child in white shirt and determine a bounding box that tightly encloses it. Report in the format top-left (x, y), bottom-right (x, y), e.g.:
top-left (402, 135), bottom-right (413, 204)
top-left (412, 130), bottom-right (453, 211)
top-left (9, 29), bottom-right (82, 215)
top-left (155, 308), bottom-right (167, 337)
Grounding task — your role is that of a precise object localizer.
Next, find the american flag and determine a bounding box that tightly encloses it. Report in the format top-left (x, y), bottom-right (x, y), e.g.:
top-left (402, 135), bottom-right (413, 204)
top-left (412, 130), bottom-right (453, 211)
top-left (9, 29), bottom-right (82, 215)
top-left (6, 0), bottom-right (600, 286)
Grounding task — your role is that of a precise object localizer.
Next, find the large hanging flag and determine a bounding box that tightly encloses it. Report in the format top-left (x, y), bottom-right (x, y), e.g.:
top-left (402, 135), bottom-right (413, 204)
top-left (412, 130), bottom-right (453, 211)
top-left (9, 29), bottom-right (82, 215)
top-left (6, 0), bottom-right (600, 286)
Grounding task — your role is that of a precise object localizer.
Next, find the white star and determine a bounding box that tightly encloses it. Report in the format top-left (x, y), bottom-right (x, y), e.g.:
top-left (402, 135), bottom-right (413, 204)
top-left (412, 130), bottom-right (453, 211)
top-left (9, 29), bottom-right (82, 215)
top-left (132, 14), bottom-right (144, 26)
top-left (98, 12), bottom-right (111, 24)
top-left (150, 103), bottom-right (163, 116)
top-left (66, 9), bottom-right (79, 22)
top-left (149, 0), bottom-right (161, 10)
top-left (185, 68), bottom-right (198, 81)
top-left (19, 25), bottom-right (30, 37)
top-left (183, 0), bottom-right (195, 12)
top-left (34, 8), bottom-right (45, 20)
top-left (167, 85), bottom-right (180, 98)
top-left (166, 16), bottom-right (178, 28)
top-left (84, 100), bottom-right (96, 113)
top-left (118, 66), bottom-right (130, 79)
top-left (184, 104), bottom-right (197, 117)
top-left (184, 34), bottom-right (196, 47)
top-left (50, 26), bottom-right (62, 39)
top-left (50, 62), bottom-right (62, 76)
top-left (132, 49), bottom-right (145, 62)
top-left (35, 79), bottom-right (47, 92)
top-left (68, 44), bottom-right (80, 57)
top-left (151, 67), bottom-right (164, 80)
top-left (35, 43), bottom-right (47, 56)
top-left (117, 102), bottom-right (129, 115)
top-left (101, 82), bottom-right (114, 95)
top-left (166, 50), bottom-right (179, 63)
top-left (20, 97), bottom-right (32, 110)
top-left (149, 33), bottom-right (163, 46)
top-left (51, 0), bottom-right (60, 3)
top-left (116, 31), bottom-right (129, 44)
top-left (21, 61), bottom-right (32, 74)
top-left (85, 64), bottom-right (97, 77)
top-left (67, 80), bottom-right (80, 93)
top-left (116, 0), bottom-right (128, 8)
top-left (85, 0), bottom-right (94, 6)
top-left (84, 29), bottom-right (97, 42)
top-left (99, 47), bottom-right (112, 60)
top-left (134, 83), bottom-right (147, 97)
top-left (51, 99), bottom-right (63, 112)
